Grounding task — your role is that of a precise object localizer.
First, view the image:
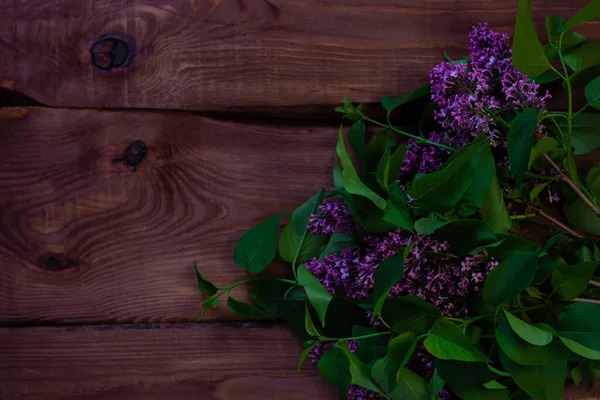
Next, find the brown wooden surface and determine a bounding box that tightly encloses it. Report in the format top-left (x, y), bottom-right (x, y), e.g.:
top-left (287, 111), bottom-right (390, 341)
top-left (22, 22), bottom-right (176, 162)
top-left (0, 323), bottom-right (339, 399)
top-left (0, 107), bottom-right (336, 324)
top-left (0, 0), bottom-right (596, 111)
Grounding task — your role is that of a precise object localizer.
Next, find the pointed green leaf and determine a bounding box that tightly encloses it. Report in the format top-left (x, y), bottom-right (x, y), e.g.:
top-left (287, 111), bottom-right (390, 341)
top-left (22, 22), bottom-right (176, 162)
top-left (377, 144), bottom-right (392, 191)
top-left (382, 296), bottom-right (441, 336)
top-left (297, 340), bottom-right (318, 376)
top-left (233, 212), bottom-right (285, 273)
top-left (503, 309), bottom-right (554, 346)
top-left (337, 126), bottom-right (387, 209)
top-left (481, 175), bottom-right (512, 235)
top-left (496, 321), bottom-right (559, 366)
top-left (279, 189), bottom-right (324, 265)
top-left (499, 350), bottom-right (567, 400)
top-left (551, 259), bottom-right (600, 300)
top-left (427, 369), bottom-right (446, 397)
top-left (297, 264), bottom-right (333, 326)
top-left (508, 108), bottom-right (539, 186)
top-left (388, 145), bottom-right (408, 184)
top-left (382, 84), bottom-right (431, 115)
top-left (250, 279), bottom-right (294, 316)
top-left (194, 262), bottom-right (218, 296)
top-left (530, 181), bottom-right (552, 201)
top-left (565, 0), bottom-right (600, 30)
top-left (349, 120), bottom-right (367, 169)
top-left (513, 0), bottom-right (552, 76)
top-left (390, 368), bottom-right (430, 400)
top-left (372, 250), bottom-right (407, 315)
top-left (339, 344), bottom-right (384, 395)
top-left (483, 250), bottom-right (539, 307)
top-left (227, 296), bottom-right (272, 319)
top-left (371, 332), bottom-right (417, 393)
top-left (318, 346), bottom-right (351, 400)
top-left (305, 307), bottom-right (320, 337)
top-left (585, 76), bottom-right (600, 109)
top-left (557, 302), bottom-right (600, 359)
top-left (424, 319), bottom-right (491, 362)
top-left (383, 192), bottom-right (414, 232)
top-left (320, 233), bottom-right (356, 259)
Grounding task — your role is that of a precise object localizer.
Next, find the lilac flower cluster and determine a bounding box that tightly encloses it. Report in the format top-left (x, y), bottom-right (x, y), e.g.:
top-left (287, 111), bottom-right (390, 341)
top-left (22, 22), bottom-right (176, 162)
top-left (305, 229), bottom-right (496, 317)
top-left (305, 227), bottom-right (495, 399)
top-left (401, 24), bottom-right (551, 181)
top-left (308, 198), bottom-right (356, 235)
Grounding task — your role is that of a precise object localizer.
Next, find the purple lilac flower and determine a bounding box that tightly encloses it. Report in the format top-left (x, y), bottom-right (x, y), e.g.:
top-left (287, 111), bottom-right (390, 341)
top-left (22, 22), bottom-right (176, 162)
top-left (401, 132), bottom-right (451, 180)
top-left (426, 23), bottom-right (551, 151)
top-left (308, 198), bottom-right (356, 235)
top-left (306, 230), bottom-right (496, 318)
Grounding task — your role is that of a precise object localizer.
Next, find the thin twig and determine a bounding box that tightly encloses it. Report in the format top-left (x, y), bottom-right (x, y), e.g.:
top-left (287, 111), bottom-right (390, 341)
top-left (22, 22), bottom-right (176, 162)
top-left (589, 280), bottom-right (600, 288)
top-left (572, 298), bottom-right (600, 305)
top-left (543, 153), bottom-right (600, 218)
top-left (536, 207), bottom-right (584, 238)
top-left (513, 198), bottom-right (584, 238)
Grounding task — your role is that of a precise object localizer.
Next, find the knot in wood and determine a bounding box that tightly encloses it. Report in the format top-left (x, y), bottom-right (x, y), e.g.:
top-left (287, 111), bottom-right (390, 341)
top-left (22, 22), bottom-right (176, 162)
top-left (112, 141), bottom-right (147, 171)
top-left (90, 36), bottom-right (132, 70)
top-left (43, 254), bottom-right (77, 271)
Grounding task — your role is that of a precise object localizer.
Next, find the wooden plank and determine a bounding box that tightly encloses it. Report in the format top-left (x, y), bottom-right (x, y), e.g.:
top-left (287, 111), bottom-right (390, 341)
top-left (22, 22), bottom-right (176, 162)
top-left (0, 0), bottom-right (596, 111)
top-left (0, 107), bottom-right (336, 324)
top-left (0, 323), bottom-right (338, 400)
top-left (1, 323), bottom-right (600, 399)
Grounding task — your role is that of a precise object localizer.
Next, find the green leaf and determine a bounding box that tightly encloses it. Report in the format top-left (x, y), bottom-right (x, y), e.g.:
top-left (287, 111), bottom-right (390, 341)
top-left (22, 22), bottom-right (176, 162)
top-left (565, 0), bottom-right (600, 31)
top-left (233, 212), bottom-right (285, 273)
top-left (297, 340), bottom-right (318, 375)
top-left (483, 381), bottom-right (507, 390)
top-left (389, 145), bottom-right (408, 184)
top-left (250, 279), bottom-right (294, 316)
top-left (280, 301), bottom-right (313, 340)
top-left (409, 136), bottom-right (488, 212)
top-left (482, 250), bottom-right (539, 307)
top-left (481, 176), bottom-right (512, 235)
top-left (390, 368), bottom-right (430, 400)
top-left (320, 233), bottom-right (356, 259)
top-left (557, 302), bottom-right (600, 359)
top-left (371, 332), bottom-right (417, 393)
top-left (337, 126), bottom-right (387, 209)
top-left (528, 137), bottom-right (562, 171)
top-left (279, 189), bottom-right (324, 265)
top-left (545, 15), bottom-right (587, 55)
top-left (512, 0), bottom-right (552, 76)
top-left (304, 307), bottom-right (320, 337)
top-left (496, 321), bottom-right (559, 366)
top-left (297, 264), bottom-right (333, 326)
top-left (371, 250), bottom-right (407, 316)
top-left (433, 219), bottom-right (499, 255)
top-left (227, 296), bottom-right (272, 319)
top-left (194, 262), bottom-right (218, 296)
top-left (382, 85), bottom-right (431, 115)
top-left (499, 350), bottom-right (567, 400)
top-left (424, 319), bottom-right (491, 362)
top-left (585, 76), bottom-right (600, 109)
top-left (530, 181), bottom-right (552, 201)
top-left (551, 259), bottom-right (600, 300)
top-left (318, 346), bottom-right (351, 400)
top-left (339, 344), bottom-right (384, 395)
top-left (427, 369), bottom-right (446, 397)
top-left (377, 144), bottom-right (392, 191)
top-left (198, 296), bottom-right (219, 319)
top-left (414, 218), bottom-right (449, 234)
top-left (563, 197), bottom-right (600, 236)
top-left (334, 163), bottom-right (344, 191)
top-left (349, 120), bottom-right (367, 170)
top-left (436, 360), bottom-right (507, 400)
top-left (455, 141), bottom-right (496, 217)
top-left (382, 296), bottom-right (441, 336)
top-left (365, 131), bottom-right (397, 172)
top-left (383, 192), bottom-right (414, 232)
top-left (508, 108), bottom-right (539, 186)
top-left (503, 309), bottom-right (554, 346)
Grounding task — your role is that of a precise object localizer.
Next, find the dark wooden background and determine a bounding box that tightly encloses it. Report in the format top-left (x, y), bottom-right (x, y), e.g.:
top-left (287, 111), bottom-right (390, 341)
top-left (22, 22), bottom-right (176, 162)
top-left (0, 1), bottom-right (599, 399)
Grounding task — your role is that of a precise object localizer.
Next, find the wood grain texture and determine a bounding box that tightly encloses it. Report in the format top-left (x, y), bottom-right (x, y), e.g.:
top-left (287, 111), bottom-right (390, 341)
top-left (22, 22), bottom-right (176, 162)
top-left (0, 0), bottom-right (597, 111)
top-left (0, 323), bottom-right (339, 400)
top-left (0, 107), bottom-right (336, 324)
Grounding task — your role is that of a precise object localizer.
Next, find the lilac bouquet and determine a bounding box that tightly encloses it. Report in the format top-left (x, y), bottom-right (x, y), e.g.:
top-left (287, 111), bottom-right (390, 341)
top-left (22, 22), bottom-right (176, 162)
top-left (195, 1), bottom-right (600, 399)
